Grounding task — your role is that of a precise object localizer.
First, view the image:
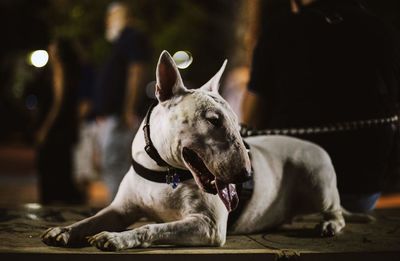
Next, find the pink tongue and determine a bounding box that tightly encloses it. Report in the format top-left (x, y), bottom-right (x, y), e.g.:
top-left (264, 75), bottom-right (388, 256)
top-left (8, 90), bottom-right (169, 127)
top-left (216, 179), bottom-right (239, 212)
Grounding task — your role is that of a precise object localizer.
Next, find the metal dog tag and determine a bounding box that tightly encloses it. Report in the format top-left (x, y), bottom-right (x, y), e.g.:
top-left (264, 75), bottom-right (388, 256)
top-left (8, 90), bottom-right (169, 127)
top-left (166, 169), bottom-right (180, 189)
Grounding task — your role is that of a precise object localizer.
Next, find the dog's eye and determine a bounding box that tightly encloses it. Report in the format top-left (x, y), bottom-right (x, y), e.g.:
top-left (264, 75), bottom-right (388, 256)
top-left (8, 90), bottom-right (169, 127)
top-left (207, 115), bottom-right (222, 128)
top-left (205, 111), bottom-right (222, 128)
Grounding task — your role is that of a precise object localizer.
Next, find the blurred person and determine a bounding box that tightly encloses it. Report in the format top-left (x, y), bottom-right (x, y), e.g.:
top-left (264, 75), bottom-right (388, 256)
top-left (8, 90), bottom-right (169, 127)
top-left (94, 1), bottom-right (150, 200)
top-left (242, 0), bottom-right (400, 212)
top-left (222, 67), bottom-right (250, 120)
top-left (222, 0), bottom-right (261, 121)
top-left (72, 41), bottom-right (98, 200)
top-left (36, 38), bottom-right (85, 205)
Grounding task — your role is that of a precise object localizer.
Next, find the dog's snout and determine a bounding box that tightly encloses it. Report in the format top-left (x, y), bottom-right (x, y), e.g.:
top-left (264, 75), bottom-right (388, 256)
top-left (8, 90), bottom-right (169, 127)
top-left (235, 168), bottom-right (252, 183)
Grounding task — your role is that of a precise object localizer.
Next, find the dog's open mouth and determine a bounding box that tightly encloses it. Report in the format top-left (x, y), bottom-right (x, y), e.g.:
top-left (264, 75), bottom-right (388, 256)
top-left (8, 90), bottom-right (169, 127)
top-left (182, 147), bottom-right (239, 212)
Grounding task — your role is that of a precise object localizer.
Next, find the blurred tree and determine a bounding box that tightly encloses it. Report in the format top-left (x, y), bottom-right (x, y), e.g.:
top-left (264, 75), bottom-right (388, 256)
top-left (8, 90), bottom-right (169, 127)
top-left (45, 0), bottom-right (239, 86)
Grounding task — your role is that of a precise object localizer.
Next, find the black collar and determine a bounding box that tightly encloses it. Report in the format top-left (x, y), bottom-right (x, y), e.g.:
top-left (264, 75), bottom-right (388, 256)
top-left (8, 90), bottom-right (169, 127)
top-left (142, 102), bottom-right (170, 167)
top-left (132, 103), bottom-right (193, 188)
top-left (131, 158), bottom-right (193, 185)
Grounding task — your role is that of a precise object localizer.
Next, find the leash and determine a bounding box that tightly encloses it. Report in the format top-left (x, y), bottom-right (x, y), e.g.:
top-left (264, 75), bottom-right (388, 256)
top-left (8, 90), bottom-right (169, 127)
top-left (131, 103), bottom-right (397, 225)
top-left (239, 115), bottom-right (399, 137)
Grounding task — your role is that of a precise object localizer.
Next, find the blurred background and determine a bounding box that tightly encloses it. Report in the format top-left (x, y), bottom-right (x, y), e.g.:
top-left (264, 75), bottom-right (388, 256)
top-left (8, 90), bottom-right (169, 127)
top-left (0, 0), bottom-right (399, 208)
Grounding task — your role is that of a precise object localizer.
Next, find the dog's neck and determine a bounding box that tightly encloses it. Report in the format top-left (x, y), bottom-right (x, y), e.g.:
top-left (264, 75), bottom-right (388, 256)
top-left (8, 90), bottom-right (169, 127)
top-left (131, 104), bottom-right (185, 172)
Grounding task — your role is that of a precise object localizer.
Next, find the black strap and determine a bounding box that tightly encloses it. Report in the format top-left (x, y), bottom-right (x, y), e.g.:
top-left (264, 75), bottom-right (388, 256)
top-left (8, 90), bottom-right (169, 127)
top-left (143, 102), bottom-right (171, 167)
top-left (131, 157), bottom-right (193, 183)
top-left (139, 102), bottom-right (194, 186)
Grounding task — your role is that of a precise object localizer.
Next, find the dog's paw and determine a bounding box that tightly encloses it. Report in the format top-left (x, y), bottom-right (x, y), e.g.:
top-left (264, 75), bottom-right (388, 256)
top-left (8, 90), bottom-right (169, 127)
top-left (88, 230), bottom-right (149, 251)
top-left (315, 221), bottom-right (340, 237)
top-left (88, 231), bottom-right (130, 251)
top-left (41, 227), bottom-right (71, 247)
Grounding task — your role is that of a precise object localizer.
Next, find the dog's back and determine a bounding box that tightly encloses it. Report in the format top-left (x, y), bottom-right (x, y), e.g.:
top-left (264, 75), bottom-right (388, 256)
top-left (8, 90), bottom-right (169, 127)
top-left (230, 135), bottom-right (338, 234)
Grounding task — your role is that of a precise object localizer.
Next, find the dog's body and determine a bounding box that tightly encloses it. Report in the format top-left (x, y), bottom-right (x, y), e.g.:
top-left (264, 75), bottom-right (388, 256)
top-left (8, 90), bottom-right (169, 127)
top-left (42, 51), bottom-right (347, 250)
top-left (233, 135), bottom-right (342, 234)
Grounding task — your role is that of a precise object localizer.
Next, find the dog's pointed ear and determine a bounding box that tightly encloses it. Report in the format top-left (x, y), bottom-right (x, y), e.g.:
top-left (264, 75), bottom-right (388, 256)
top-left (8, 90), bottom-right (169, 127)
top-left (155, 51), bottom-right (186, 102)
top-left (200, 59), bottom-right (227, 93)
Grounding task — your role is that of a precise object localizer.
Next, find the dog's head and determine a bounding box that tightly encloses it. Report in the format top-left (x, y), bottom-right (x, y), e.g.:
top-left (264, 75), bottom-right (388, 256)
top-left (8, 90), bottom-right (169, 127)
top-left (152, 51), bottom-right (251, 211)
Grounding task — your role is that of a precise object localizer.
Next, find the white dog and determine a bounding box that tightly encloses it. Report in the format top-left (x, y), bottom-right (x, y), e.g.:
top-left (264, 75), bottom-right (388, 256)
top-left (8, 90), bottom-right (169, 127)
top-left (42, 51), bottom-right (368, 251)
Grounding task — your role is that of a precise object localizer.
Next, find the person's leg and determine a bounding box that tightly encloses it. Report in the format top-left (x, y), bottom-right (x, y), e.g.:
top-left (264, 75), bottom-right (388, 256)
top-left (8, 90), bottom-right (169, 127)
top-left (37, 144), bottom-right (53, 204)
top-left (97, 116), bottom-right (133, 201)
top-left (73, 121), bottom-right (98, 185)
top-left (38, 137), bottom-right (84, 205)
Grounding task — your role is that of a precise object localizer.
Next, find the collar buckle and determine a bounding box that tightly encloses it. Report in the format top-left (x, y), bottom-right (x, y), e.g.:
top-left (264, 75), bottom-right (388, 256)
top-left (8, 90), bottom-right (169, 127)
top-left (166, 168), bottom-right (180, 189)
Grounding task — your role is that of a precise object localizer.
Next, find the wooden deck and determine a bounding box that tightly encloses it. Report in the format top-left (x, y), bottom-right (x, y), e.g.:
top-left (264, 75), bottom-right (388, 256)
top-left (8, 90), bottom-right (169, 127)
top-left (0, 205), bottom-right (399, 261)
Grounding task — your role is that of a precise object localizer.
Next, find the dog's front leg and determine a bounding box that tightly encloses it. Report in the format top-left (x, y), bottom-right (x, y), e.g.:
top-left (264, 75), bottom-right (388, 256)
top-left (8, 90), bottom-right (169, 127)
top-left (42, 205), bottom-right (142, 247)
top-left (89, 213), bottom-right (226, 251)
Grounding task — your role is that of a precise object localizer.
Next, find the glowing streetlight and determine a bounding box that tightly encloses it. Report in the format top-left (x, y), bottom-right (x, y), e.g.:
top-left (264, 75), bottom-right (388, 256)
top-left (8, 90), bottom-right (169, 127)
top-left (29, 50), bottom-right (49, 68)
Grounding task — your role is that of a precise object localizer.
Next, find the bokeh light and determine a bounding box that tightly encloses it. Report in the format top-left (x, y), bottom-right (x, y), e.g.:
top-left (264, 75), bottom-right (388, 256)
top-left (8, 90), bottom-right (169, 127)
top-left (24, 203), bottom-right (42, 210)
top-left (29, 50), bottom-right (49, 68)
top-left (173, 51), bottom-right (193, 69)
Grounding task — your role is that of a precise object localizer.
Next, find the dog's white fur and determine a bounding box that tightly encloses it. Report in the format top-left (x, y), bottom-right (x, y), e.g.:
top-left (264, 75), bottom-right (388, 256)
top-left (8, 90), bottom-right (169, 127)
top-left (42, 51), bottom-right (347, 251)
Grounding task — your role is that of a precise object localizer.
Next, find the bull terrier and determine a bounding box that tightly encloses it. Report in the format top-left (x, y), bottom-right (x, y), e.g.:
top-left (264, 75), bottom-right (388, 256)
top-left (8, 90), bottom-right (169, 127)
top-left (42, 51), bottom-right (369, 251)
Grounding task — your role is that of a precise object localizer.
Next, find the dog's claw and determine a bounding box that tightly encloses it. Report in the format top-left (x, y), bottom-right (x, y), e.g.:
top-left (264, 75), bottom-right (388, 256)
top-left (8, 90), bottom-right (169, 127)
top-left (321, 223), bottom-right (336, 237)
top-left (87, 236), bottom-right (94, 245)
top-left (316, 221), bottom-right (338, 237)
top-left (88, 231), bottom-right (130, 251)
top-left (40, 228), bottom-right (52, 239)
top-left (41, 227), bottom-right (70, 246)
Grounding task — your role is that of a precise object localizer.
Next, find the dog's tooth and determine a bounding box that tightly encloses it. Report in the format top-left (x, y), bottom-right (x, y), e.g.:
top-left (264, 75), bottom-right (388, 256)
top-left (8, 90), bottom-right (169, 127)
top-left (211, 180), bottom-right (216, 185)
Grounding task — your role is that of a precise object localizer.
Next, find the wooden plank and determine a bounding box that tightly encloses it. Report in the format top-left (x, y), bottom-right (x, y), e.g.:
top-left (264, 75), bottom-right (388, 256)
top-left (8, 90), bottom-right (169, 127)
top-left (248, 209), bottom-right (400, 254)
top-left (0, 205), bottom-right (400, 260)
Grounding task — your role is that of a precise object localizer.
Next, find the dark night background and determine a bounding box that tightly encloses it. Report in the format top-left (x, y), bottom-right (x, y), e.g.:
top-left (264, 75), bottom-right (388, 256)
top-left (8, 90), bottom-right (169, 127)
top-left (0, 0), bottom-right (399, 144)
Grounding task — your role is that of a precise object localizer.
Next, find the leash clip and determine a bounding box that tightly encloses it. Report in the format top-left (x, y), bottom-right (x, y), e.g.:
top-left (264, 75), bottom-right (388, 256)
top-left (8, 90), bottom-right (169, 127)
top-left (166, 168), bottom-right (180, 189)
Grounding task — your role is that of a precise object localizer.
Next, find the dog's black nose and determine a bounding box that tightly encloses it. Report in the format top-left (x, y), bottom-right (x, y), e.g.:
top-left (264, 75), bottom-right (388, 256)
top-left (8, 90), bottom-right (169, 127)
top-left (236, 168), bottom-right (252, 183)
